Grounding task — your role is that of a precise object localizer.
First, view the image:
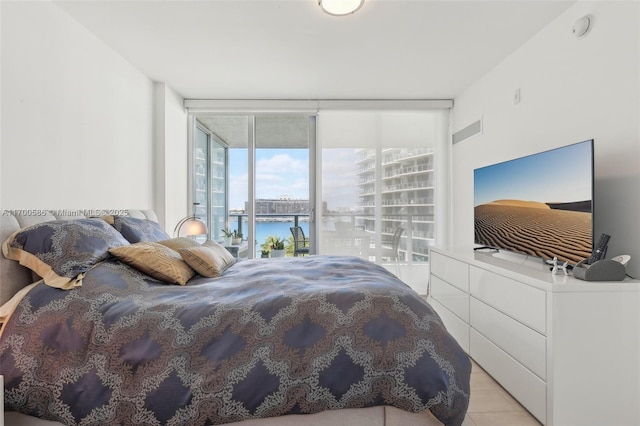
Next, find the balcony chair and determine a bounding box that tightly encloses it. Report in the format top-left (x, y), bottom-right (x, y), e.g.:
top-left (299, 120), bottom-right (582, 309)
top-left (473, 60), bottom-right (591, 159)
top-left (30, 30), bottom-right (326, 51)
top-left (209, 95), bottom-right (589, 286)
top-left (381, 227), bottom-right (404, 276)
top-left (331, 222), bottom-right (370, 255)
top-left (290, 226), bottom-right (310, 257)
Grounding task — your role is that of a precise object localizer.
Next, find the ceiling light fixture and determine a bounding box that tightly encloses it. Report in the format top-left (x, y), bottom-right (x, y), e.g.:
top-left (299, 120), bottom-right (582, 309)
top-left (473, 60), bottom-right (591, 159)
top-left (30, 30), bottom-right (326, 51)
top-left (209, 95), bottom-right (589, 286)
top-left (319, 0), bottom-right (364, 16)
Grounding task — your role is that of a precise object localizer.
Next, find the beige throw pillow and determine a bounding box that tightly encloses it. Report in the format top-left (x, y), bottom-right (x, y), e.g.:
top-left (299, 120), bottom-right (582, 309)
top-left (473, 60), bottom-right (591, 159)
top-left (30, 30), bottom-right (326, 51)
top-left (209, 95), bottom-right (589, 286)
top-left (157, 237), bottom-right (201, 251)
top-left (178, 240), bottom-right (235, 278)
top-left (109, 242), bottom-right (195, 285)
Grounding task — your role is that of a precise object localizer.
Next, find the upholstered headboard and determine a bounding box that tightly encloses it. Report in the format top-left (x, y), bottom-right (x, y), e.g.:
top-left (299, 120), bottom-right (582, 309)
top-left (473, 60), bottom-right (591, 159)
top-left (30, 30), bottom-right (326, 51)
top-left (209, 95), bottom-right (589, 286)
top-left (0, 209), bottom-right (159, 306)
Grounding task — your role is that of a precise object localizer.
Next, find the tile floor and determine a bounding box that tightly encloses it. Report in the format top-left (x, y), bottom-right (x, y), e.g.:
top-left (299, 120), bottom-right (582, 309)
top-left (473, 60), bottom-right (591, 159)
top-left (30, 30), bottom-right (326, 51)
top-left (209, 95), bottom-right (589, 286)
top-left (463, 358), bottom-right (542, 426)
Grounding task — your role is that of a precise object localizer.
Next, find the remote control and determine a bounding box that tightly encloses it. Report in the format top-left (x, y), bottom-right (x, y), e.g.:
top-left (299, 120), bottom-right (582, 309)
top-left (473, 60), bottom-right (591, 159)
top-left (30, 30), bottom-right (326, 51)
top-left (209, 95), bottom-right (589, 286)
top-left (588, 233), bottom-right (610, 264)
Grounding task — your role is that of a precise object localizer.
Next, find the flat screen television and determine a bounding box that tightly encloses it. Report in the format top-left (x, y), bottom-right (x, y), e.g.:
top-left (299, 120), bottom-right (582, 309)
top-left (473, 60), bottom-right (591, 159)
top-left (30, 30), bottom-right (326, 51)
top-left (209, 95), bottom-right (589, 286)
top-left (474, 140), bottom-right (594, 264)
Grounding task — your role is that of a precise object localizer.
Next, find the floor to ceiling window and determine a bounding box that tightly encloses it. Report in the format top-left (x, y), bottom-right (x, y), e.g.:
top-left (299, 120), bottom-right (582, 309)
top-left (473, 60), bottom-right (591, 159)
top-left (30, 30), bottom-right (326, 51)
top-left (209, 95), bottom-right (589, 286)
top-left (187, 103), bottom-right (450, 293)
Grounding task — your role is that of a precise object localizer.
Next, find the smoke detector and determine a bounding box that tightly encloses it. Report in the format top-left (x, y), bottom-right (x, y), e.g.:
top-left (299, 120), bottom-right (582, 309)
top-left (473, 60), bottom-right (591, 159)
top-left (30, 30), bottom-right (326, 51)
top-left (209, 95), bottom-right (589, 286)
top-left (572, 15), bottom-right (592, 38)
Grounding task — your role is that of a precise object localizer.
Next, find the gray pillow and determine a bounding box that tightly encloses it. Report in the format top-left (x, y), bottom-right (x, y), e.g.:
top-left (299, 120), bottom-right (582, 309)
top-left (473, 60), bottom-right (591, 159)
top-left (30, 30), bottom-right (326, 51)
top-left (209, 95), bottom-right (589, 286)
top-left (2, 219), bottom-right (129, 289)
top-left (111, 216), bottom-right (170, 243)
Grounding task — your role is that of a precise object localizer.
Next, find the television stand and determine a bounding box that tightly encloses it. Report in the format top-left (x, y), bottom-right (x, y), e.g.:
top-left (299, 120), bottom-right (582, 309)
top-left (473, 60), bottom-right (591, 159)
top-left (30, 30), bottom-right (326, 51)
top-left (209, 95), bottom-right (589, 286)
top-left (428, 246), bottom-right (640, 426)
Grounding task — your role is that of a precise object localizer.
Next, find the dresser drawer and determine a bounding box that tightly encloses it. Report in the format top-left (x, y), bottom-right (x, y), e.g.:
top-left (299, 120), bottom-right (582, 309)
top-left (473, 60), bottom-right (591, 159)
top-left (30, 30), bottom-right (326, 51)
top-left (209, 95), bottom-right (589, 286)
top-left (469, 266), bottom-right (546, 334)
top-left (470, 297), bottom-right (546, 380)
top-left (431, 275), bottom-right (469, 322)
top-left (470, 329), bottom-right (547, 424)
top-left (429, 299), bottom-right (469, 353)
top-left (430, 251), bottom-right (469, 292)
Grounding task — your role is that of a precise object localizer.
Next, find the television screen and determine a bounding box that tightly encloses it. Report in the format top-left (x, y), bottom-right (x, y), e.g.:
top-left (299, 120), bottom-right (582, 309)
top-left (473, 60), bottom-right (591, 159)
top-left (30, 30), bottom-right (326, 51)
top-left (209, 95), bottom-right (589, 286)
top-left (474, 140), bottom-right (594, 264)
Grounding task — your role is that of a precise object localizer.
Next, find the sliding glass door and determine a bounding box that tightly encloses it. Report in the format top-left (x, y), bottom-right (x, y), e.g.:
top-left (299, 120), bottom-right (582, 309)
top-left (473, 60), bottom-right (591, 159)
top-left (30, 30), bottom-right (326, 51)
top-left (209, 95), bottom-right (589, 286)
top-left (190, 114), bottom-right (314, 258)
top-left (255, 115), bottom-right (312, 257)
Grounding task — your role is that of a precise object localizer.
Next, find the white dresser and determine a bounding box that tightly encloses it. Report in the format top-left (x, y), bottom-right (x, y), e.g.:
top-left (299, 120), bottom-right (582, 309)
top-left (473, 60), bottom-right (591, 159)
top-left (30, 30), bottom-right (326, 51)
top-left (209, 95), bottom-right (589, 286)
top-left (428, 247), bottom-right (640, 426)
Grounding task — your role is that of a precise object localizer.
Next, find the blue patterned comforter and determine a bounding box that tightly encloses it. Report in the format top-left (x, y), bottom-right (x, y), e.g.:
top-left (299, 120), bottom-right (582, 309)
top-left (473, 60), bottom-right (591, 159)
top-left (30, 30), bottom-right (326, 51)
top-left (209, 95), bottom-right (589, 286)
top-left (1, 256), bottom-right (470, 425)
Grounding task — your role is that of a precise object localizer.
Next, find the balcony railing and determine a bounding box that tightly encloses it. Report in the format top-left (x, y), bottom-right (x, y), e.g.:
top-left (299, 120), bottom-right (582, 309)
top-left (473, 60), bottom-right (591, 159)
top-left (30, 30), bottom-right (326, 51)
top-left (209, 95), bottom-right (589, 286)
top-left (383, 163), bottom-right (433, 178)
top-left (382, 148), bottom-right (433, 164)
top-left (223, 212), bottom-right (433, 263)
top-left (228, 213), bottom-right (310, 239)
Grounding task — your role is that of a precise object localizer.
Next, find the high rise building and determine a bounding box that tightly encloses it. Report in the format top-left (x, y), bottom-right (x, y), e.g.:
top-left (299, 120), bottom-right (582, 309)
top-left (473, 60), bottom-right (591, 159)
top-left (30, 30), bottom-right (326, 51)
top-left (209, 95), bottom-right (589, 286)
top-left (248, 198), bottom-right (310, 218)
top-left (355, 147), bottom-right (434, 261)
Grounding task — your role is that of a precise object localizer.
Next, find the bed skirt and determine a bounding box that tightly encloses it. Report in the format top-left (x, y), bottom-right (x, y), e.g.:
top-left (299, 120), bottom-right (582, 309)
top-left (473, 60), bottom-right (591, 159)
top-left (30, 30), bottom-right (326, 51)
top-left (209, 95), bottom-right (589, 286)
top-left (4, 407), bottom-right (443, 426)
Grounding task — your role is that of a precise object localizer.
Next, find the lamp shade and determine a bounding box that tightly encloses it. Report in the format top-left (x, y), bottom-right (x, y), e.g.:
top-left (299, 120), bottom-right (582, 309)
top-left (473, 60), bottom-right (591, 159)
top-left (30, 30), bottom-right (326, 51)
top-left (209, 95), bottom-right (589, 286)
top-left (174, 216), bottom-right (208, 237)
top-left (319, 0), bottom-right (364, 16)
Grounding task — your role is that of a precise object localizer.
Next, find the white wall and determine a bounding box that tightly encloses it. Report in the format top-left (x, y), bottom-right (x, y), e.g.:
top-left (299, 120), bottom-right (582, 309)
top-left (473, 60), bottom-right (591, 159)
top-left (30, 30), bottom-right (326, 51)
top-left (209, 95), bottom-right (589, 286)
top-left (1, 1), bottom-right (154, 210)
top-left (451, 1), bottom-right (640, 279)
top-left (153, 83), bottom-right (188, 231)
top-left (0, 1), bottom-right (3, 215)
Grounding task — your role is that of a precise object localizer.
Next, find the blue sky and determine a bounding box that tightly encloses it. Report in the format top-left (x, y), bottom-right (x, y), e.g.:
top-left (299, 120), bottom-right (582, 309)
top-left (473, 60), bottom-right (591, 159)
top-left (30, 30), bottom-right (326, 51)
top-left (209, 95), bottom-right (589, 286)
top-left (229, 149), bottom-right (309, 210)
top-left (474, 141), bottom-right (593, 206)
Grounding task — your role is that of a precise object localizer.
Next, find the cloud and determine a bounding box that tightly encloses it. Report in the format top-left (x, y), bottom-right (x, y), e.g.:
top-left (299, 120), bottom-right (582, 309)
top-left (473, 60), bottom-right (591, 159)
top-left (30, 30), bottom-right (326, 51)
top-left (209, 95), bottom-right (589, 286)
top-left (229, 149), bottom-right (363, 210)
top-left (255, 153), bottom-right (309, 199)
top-left (257, 176), bottom-right (308, 200)
top-left (257, 154), bottom-right (306, 174)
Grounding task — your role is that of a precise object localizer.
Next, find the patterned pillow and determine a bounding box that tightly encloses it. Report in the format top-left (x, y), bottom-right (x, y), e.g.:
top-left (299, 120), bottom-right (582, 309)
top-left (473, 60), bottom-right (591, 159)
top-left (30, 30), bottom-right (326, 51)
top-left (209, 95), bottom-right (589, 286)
top-left (2, 219), bottom-right (129, 289)
top-left (178, 240), bottom-right (236, 278)
top-left (109, 242), bottom-right (195, 285)
top-left (156, 237), bottom-right (200, 251)
top-left (111, 216), bottom-right (170, 243)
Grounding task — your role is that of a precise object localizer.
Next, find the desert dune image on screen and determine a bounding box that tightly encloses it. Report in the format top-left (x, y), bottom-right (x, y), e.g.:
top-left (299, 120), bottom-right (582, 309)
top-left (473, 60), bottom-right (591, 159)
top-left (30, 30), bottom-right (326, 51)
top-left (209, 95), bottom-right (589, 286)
top-left (474, 141), bottom-right (593, 263)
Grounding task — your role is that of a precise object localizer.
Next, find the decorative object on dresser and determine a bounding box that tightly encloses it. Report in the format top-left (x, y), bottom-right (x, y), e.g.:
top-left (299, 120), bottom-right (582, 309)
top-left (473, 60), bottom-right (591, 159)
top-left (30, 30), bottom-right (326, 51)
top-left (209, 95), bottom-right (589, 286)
top-left (429, 246), bottom-right (640, 426)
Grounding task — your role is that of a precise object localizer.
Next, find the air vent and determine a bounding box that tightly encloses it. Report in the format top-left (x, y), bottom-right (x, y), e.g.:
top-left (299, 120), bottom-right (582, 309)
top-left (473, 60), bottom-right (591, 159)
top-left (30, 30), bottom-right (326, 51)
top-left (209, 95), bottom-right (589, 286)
top-left (452, 119), bottom-right (482, 144)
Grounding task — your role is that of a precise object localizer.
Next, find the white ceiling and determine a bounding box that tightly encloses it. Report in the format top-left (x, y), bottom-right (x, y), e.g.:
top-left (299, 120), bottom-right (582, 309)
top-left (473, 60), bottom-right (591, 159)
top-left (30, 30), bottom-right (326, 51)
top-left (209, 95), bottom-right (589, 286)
top-left (54, 0), bottom-right (575, 100)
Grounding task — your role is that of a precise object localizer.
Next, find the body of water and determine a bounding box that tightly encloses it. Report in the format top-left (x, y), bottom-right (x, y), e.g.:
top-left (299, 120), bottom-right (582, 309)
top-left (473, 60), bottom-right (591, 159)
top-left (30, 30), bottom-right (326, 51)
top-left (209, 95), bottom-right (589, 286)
top-left (256, 221), bottom-right (308, 245)
top-left (231, 220), bottom-right (309, 255)
top-left (232, 218), bottom-right (353, 256)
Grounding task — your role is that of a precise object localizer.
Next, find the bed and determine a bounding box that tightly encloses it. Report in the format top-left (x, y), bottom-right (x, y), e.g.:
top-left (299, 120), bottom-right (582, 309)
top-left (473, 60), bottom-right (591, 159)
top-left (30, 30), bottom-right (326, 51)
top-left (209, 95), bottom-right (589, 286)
top-left (0, 210), bottom-right (470, 426)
